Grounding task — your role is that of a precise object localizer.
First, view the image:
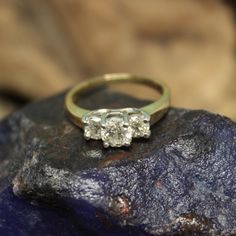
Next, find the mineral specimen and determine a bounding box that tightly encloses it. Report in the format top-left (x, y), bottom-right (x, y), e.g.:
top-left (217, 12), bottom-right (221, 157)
top-left (0, 89), bottom-right (235, 235)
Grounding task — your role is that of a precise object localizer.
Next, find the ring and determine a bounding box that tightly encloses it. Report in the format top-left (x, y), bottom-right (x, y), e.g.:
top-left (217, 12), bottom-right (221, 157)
top-left (65, 73), bottom-right (170, 148)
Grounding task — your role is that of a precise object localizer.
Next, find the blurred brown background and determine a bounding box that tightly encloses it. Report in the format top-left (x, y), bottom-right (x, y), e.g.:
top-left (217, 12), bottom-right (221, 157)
top-left (0, 0), bottom-right (235, 120)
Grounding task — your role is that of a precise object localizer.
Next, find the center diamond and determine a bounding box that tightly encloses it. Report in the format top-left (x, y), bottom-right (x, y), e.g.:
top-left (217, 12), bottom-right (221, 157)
top-left (101, 114), bottom-right (132, 148)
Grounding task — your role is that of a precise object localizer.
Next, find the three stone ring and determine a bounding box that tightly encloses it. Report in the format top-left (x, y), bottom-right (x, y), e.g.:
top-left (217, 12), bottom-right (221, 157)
top-left (65, 73), bottom-right (170, 148)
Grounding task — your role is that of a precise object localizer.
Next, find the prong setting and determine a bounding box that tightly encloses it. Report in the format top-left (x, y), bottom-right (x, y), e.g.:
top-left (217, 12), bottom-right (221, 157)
top-left (103, 142), bottom-right (109, 148)
top-left (82, 108), bottom-right (151, 147)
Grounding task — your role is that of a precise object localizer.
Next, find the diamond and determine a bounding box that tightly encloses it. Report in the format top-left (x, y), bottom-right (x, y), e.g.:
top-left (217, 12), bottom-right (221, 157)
top-left (101, 114), bottom-right (132, 147)
top-left (82, 108), bottom-right (151, 147)
top-left (83, 113), bottom-right (102, 140)
top-left (129, 112), bottom-right (150, 138)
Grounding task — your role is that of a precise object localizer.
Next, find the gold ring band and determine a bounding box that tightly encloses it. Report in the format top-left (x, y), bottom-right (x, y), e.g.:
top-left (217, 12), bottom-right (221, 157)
top-left (65, 73), bottom-right (170, 148)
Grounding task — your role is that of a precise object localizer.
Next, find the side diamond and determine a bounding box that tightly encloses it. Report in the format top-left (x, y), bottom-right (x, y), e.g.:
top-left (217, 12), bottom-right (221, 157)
top-left (83, 113), bottom-right (102, 140)
top-left (129, 112), bottom-right (150, 138)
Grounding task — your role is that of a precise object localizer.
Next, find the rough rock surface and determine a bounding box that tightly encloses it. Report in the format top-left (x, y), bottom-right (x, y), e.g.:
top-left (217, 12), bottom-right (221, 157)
top-left (0, 90), bottom-right (236, 236)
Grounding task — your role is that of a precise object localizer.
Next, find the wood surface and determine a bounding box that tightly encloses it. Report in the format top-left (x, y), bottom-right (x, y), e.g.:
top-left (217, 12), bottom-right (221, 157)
top-left (0, 0), bottom-right (235, 119)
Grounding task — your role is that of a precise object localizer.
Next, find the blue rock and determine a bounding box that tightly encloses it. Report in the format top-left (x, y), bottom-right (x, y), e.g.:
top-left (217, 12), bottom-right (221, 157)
top-left (0, 91), bottom-right (236, 235)
top-left (0, 187), bottom-right (85, 236)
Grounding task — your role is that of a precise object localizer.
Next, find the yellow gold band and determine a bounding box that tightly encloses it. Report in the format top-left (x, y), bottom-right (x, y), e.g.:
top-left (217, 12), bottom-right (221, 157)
top-left (65, 73), bottom-right (171, 128)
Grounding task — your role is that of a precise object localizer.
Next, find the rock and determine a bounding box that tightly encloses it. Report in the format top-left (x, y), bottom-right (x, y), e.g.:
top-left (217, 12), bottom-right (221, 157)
top-left (0, 187), bottom-right (86, 236)
top-left (0, 89), bottom-right (236, 235)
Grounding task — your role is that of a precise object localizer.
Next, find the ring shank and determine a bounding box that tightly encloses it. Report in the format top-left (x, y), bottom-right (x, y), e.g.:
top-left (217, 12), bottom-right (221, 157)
top-left (65, 73), bottom-right (170, 128)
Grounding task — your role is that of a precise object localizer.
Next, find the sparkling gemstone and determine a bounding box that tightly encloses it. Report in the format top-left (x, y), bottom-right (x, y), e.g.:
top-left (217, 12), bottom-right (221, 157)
top-left (82, 108), bottom-right (151, 147)
top-left (83, 114), bottom-right (101, 140)
top-left (129, 113), bottom-right (150, 138)
top-left (101, 115), bottom-right (132, 147)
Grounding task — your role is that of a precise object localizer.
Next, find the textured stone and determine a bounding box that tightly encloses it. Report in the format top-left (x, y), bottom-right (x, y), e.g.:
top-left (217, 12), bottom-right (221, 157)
top-left (0, 89), bottom-right (236, 235)
top-left (0, 187), bottom-right (86, 236)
